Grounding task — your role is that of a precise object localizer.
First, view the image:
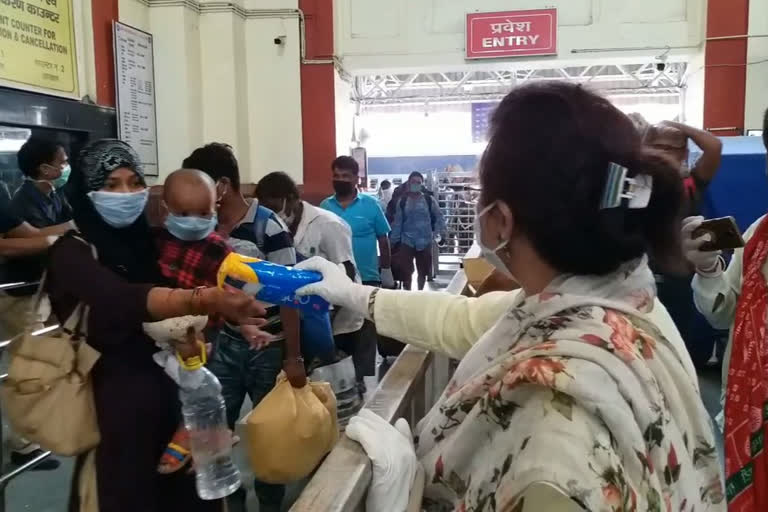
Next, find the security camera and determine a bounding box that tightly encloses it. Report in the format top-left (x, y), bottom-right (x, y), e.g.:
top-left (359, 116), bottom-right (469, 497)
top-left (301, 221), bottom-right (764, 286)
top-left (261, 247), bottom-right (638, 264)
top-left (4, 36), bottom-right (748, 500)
top-left (274, 35), bottom-right (287, 45)
top-left (655, 48), bottom-right (669, 72)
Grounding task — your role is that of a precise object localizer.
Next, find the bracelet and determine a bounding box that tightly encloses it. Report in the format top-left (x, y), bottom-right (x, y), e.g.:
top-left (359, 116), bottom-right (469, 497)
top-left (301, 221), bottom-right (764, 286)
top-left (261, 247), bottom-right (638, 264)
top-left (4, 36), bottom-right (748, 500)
top-left (368, 288), bottom-right (379, 322)
top-left (697, 256), bottom-right (725, 277)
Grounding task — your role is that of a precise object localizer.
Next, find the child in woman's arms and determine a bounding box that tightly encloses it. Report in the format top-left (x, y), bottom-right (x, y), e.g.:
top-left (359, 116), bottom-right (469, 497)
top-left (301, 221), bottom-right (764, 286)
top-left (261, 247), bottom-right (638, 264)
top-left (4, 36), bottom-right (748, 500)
top-left (144, 168), bottom-right (269, 474)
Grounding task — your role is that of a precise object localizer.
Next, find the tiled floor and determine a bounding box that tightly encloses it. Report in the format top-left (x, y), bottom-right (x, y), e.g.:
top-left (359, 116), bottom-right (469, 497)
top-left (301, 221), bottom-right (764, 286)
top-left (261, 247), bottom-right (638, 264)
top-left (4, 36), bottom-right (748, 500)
top-left (0, 264), bottom-right (726, 511)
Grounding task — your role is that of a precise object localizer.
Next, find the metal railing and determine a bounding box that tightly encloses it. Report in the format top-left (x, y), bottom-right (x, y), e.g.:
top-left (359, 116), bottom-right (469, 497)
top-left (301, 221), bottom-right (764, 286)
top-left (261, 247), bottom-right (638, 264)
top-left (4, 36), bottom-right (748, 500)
top-left (0, 279), bottom-right (60, 512)
top-left (290, 268), bottom-right (467, 511)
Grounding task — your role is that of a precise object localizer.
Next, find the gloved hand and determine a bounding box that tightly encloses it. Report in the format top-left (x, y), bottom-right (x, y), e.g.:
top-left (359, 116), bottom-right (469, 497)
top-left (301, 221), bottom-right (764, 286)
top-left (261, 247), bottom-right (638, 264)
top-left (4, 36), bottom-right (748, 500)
top-left (295, 257), bottom-right (376, 318)
top-left (380, 267), bottom-right (395, 289)
top-left (346, 409), bottom-right (418, 512)
top-left (682, 216), bottom-right (723, 274)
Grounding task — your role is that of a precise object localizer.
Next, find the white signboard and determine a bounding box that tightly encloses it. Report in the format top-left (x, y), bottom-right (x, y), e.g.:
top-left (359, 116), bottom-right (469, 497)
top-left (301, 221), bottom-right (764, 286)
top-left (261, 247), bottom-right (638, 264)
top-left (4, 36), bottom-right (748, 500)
top-left (113, 21), bottom-right (158, 176)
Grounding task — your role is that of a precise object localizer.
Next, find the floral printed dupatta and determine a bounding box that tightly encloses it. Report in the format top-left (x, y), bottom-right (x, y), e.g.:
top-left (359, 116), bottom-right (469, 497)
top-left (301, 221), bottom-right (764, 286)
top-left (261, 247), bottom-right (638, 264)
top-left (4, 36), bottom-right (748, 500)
top-left (416, 258), bottom-right (724, 512)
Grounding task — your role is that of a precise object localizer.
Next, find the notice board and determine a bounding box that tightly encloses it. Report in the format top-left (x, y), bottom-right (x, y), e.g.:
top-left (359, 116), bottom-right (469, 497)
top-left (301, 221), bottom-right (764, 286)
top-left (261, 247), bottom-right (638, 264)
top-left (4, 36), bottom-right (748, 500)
top-left (113, 21), bottom-right (159, 176)
top-left (0, 0), bottom-right (78, 96)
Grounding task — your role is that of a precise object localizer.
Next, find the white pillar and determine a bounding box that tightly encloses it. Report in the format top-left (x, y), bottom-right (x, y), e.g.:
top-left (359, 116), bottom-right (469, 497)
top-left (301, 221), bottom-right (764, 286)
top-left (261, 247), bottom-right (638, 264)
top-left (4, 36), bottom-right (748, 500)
top-left (199, 12), bottom-right (252, 175)
top-left (150, 5), bottom-right (204, 179)
top-left (243, 14), bottom-right (304, 185)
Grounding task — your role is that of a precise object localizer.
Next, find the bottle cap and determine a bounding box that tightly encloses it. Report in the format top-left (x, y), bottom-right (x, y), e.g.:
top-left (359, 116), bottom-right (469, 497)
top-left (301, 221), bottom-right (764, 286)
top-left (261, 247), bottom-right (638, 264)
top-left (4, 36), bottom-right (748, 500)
top-left (177, 341), bottom-right (207, 370)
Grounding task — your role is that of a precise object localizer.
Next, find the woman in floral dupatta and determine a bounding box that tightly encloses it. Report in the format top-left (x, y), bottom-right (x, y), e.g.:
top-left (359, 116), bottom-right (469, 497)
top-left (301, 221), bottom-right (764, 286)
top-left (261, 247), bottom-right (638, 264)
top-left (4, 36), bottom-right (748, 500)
top-left (297, 82), bottom-right (724, 512)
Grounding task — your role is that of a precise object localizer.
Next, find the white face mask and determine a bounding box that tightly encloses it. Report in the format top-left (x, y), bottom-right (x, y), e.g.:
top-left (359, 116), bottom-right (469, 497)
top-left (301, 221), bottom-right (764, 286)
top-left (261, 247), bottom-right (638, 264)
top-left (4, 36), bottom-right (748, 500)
top-left (474, 202), bottom-right (512, 276)
top-left (278, 199), bottom-right (296, 226)
top-left (381, 188), bottom-right (393, 201)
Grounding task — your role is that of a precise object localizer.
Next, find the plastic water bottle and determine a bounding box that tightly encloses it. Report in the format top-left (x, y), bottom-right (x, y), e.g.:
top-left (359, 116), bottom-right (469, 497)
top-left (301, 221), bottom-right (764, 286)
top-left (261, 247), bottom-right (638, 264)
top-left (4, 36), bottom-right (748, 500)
top-left (178, 350), bottom-right (241, 500)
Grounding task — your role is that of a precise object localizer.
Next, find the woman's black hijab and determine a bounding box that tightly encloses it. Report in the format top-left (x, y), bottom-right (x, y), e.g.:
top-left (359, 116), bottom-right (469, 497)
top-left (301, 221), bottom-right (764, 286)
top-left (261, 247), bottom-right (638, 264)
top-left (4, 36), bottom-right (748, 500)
top-left (67, 139), bottom-right (162, 284)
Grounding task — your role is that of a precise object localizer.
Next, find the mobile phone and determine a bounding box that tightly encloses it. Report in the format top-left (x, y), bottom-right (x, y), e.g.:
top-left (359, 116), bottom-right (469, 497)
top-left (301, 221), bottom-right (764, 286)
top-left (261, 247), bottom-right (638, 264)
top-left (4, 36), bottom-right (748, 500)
top-left (692, 216), bottom-right (745, 251)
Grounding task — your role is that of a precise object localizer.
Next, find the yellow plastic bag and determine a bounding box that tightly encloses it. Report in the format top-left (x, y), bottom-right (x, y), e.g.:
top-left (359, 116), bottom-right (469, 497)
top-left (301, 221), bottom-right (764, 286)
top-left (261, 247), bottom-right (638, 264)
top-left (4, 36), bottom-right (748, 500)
top-left (244, 373), bottom-right (338, 484)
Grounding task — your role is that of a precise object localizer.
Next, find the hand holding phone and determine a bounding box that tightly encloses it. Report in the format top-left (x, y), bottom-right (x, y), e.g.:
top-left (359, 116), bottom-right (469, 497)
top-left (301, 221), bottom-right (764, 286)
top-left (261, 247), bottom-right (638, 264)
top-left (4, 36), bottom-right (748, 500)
top-left (691, 216), bottom-right (745, 252)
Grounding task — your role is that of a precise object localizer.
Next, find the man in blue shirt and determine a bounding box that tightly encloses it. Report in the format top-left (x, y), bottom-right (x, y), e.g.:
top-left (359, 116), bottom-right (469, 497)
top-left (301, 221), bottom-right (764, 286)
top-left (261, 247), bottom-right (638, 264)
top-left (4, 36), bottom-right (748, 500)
top-left (321, 156), bottom-right (392, 391)
top-left (321, 156), bottom-right (393, 287)
top-left (390, 171), bottom-right (446, 290)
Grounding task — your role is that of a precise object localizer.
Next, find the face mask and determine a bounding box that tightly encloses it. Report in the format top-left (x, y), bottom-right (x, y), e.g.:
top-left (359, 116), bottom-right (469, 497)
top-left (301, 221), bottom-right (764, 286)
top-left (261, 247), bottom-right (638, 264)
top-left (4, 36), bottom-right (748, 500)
top-left (381, 188), bottom-right (393, 201)
top-left (409, 183), bottom-right (422, 194)
top-left (52, 164), bottom-right (71, 189)
top-left (165, 213), bottom-right (217, 241)
top-left (88, 189), bottom-right (149, 228)
top-left (277, 200), bottom-right (296, 226)
top-left (474, 202), bottom-right (512, 276)
top-left (333, 180), bottom-right (355, 197)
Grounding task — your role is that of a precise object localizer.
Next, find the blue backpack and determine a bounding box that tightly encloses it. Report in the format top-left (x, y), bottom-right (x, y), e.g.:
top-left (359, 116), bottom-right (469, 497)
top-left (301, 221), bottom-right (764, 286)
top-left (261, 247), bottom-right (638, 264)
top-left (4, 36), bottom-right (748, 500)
top-left (252, 206), bottom-right (335, 364)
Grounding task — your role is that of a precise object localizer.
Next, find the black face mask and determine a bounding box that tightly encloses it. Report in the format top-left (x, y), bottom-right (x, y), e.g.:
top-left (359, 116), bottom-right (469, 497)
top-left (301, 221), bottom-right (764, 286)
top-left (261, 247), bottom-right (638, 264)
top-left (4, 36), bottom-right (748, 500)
top-left (333, 180), bottom-right (355, 197)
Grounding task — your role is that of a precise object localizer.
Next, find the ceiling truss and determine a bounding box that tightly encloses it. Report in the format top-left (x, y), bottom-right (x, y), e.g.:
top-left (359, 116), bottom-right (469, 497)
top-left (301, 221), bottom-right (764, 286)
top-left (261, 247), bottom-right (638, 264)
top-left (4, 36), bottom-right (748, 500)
top-left (353, 62), bottom-right (688, 107)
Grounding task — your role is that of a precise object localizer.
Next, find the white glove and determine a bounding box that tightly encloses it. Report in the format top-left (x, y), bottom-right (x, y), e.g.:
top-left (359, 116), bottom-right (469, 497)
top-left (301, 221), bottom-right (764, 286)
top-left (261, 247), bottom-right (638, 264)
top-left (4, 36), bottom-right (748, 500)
top-left (681, 216), bottom-right (723, 274)
top-left (346, 409), bottom-right (418, 512)
top-left (295, 257), bottom-right (376, 317)
top-left (380, 267), bottom-right (395, 289)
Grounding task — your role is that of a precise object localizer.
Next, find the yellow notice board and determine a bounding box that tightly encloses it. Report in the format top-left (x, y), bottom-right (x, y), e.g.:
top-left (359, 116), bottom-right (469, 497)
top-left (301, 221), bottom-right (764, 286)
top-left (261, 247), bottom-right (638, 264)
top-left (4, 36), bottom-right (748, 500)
top-left (0, 0), bottom-right (78, 95)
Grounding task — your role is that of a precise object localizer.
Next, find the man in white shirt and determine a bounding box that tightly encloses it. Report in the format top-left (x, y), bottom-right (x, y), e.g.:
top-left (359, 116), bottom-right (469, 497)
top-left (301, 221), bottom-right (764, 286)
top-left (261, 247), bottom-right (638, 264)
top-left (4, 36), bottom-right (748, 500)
top-left (255, 172), bottom-right (370, 383)
top-left (377, 179), bottom-right (393, 212)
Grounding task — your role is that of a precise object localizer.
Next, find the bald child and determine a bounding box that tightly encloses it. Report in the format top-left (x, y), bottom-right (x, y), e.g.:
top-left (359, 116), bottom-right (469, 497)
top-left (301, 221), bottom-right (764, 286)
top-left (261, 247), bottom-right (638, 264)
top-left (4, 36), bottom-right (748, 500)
top-left (148, 168), bottom-right (229, 472)
top-left (152, 169), bottom-right (267, 474)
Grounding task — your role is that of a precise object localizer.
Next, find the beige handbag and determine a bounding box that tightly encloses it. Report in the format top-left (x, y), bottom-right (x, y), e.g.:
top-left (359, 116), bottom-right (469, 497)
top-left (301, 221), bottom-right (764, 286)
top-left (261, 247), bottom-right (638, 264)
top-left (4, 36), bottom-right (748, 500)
top-left (0, 270), bottom-right (101, 456)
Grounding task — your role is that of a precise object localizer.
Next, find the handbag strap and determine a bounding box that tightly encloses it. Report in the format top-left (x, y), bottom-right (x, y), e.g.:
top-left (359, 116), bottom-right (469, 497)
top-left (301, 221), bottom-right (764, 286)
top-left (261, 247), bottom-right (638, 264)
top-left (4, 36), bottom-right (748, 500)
top-left (61, 303), bottom-right (89, 339)
top-left (26, 270), bottom-right (49, 329)
top-left (50, 233), bottom-right (97, 340)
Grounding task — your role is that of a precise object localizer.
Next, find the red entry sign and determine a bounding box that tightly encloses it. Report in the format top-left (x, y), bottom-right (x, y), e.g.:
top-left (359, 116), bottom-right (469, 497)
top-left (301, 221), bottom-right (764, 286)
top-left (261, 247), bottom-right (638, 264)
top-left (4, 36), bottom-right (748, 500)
top-left (466, 9), bottom-right (557, 60)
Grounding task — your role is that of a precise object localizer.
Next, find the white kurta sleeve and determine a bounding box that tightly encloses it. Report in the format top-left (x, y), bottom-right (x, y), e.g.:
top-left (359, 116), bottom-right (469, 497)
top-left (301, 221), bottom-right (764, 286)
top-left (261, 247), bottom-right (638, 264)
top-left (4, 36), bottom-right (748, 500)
top-left (373, 290), bottom-right (518, 359)
top-left (691, 216), bottom-right (764, 330)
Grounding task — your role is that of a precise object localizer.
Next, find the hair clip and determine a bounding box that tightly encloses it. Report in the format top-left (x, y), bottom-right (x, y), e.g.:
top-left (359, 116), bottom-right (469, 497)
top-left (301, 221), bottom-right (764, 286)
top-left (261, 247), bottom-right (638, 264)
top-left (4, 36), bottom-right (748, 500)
top-left (599, 163), bottom-right (653, 210)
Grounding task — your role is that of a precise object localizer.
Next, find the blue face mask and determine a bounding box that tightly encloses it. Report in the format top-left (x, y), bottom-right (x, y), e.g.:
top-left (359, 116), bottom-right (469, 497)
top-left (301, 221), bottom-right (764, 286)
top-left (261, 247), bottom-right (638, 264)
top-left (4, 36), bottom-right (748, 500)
top-left (88, 189), bottom-right (149, 228)
top-left (164, 213), bottom-right (217, 241)
top-left (409, 183), bottom-right (423, 193)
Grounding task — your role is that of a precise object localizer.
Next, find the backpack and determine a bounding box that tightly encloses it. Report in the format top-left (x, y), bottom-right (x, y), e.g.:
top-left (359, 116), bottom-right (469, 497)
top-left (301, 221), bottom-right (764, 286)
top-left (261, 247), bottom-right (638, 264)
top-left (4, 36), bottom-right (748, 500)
top-left (385, 184), bottom-right (406, 224)
top-left (398, 191), bottom-right (437, 230)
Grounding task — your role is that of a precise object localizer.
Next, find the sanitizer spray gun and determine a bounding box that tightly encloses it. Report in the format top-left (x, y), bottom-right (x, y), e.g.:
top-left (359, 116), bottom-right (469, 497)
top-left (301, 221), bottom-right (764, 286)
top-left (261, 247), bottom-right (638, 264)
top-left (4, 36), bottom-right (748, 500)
top-left (216, 253), bottom-right (329, 313)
